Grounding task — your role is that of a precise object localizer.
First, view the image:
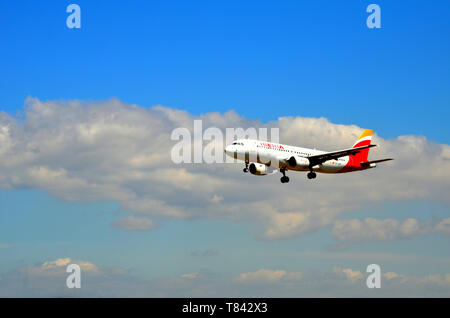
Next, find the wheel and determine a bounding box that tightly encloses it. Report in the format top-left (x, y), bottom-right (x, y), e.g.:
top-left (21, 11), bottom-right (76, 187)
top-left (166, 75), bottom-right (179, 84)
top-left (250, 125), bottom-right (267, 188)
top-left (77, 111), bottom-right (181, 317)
top-left (280, 176), bottom-right (289, 183)
top-left (243, 168), bottom-right (248, 173)
top-left (307, 172), bottom-right (317, 179)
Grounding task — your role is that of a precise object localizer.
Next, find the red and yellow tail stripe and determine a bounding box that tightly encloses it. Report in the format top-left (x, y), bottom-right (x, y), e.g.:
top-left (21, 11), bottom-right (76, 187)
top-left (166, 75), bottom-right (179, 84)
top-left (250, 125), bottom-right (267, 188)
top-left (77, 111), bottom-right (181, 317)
top-left (352, 129), bottom-right (373, 148)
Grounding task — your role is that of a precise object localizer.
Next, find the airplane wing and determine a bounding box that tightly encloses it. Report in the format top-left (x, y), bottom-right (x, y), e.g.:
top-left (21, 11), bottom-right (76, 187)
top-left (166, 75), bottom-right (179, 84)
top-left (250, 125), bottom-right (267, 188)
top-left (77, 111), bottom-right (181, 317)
top-left (307, 144), bottom-right (377, 166)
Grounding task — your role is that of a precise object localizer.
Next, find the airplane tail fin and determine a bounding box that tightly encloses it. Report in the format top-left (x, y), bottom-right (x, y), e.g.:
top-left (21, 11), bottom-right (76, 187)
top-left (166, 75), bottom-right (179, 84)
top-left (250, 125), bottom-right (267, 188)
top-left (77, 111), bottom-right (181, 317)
top-left (352, 129), bottom-right (373, 162)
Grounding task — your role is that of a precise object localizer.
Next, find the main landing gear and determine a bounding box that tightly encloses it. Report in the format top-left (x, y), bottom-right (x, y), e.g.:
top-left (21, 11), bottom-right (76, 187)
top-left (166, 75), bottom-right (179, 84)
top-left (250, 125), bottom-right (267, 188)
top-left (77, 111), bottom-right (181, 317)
top-left (307, 171), bottom-right (317, 179)
top-left (280, 169), bottom-right (290, 183)
top-left (243, 162), bottom-right (249, 173)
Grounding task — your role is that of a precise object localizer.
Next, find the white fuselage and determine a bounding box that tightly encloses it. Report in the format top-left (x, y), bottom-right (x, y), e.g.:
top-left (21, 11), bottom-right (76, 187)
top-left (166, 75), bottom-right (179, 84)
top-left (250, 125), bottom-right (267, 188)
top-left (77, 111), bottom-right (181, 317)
top-left (224, 139), bottom-right (350, 173)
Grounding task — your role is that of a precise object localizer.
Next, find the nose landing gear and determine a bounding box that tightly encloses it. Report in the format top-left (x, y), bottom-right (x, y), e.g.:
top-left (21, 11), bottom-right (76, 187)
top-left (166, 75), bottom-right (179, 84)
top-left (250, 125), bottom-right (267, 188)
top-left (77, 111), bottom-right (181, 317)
top-left (243, 162), bottom-right (249, 173)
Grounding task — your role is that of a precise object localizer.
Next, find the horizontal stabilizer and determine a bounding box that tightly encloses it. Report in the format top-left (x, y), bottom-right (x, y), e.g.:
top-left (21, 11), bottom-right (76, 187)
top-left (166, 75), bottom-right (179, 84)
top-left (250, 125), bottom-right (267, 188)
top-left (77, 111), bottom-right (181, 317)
top-left (361, 158), bottom-right (394, 167)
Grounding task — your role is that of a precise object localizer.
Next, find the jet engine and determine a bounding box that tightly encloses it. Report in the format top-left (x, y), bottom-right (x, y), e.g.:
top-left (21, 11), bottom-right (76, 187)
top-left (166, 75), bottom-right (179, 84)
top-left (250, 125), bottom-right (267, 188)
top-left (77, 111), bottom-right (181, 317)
top-left (249, 163), bottom-right (273, 176)
top-left (288, 156), bottom-right (310, 169)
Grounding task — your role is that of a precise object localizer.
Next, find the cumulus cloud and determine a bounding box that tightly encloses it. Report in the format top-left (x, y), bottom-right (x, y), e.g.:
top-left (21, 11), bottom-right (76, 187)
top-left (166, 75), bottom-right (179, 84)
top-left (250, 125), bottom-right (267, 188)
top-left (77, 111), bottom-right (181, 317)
top-left (234, 269), bottom-right (303, 284)
top-left (180, 273), bottom-right (200, 279)
top-left (0, 97), bottom-right (449, 241)
top-left (0, 258), bottom-right (449, 297)
top-left (0, 257), bottom-right (224, 297)
top-left (383, 272), bottom-right (403, 280)
top-left (332, 217), bottom-right (450, 242)
top-left (0, 257), bottom-right (127, 297)
top-left (6, 257), bottom-right (100, 276)
top-left (434, 218), bottom-right (450, 236)
top-left (421, 274), bottom-right (450, 287)
top-left (347, 269), bottom-right (450, 288)
top-left (332, 267), bottom-right (364, 282)
top-left (332, 267), bottom-right (450, 289)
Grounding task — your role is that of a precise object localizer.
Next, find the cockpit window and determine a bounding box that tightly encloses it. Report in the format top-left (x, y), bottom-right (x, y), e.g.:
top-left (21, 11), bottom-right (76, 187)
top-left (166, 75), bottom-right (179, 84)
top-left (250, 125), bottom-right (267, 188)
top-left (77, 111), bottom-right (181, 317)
top-left (232, 142), bottom-right (244, 146)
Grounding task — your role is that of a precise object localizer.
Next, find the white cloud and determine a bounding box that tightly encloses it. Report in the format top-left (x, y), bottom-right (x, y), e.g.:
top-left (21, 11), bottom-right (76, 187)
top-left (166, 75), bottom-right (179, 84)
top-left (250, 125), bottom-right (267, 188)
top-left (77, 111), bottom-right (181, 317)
top-left (332, 266), bottom-right (364, 282)
top-left (181, 273), bottom-right (199, 279)
top-left (383, 272), bottom-right (403, 280)
top-left (382, 272), bottom-right (450, 287)
top-left (41, 257), bottom-right (72, 269)
top-left (435, 218), bottom-right (450, 236)
top-left (332, 217), bottom-right (450, 242)
top-left (0, 259), bottom-right (449, 297)
top-left (332, 267), bottom-right (450, 289)
top-left (39, 258), bottom-right (99, 274)
top-left (0, 257), bottom-right (128, 297)
top-left (421, 274), bottom-right (450, 286)
top-left (0, 257), bottom-right (101, 284)
top-left (234, 269), bottom-right (303, 284)
top-left (0, 97), bottom-right (449, 241)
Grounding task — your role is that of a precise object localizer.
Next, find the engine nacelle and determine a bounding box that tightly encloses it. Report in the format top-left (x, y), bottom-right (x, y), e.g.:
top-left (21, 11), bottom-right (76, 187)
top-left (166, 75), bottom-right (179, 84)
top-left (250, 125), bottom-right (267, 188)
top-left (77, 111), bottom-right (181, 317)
top-left (288, 156), bottom-right (310, 169)
top-left (249, 162), bottom-right (272, 176)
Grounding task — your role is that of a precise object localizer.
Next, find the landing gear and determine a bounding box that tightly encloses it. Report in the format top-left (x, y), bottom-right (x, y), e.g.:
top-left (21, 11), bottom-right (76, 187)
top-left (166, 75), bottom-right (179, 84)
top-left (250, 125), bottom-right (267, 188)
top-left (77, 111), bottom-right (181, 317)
top-left (280, 169), bottom-right (290, 183)
top-left (281, 176), bottom-right (290, 183)
top-left (307, 171), bottom-right (317, 179)
top-left (243, 162), bottom-right (249, 173)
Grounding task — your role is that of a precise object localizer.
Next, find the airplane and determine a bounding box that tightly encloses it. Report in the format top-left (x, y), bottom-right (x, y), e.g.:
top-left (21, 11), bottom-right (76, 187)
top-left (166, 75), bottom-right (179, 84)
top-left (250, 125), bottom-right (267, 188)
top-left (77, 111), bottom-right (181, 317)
top-left (224, 129), bottom-right (393, 183)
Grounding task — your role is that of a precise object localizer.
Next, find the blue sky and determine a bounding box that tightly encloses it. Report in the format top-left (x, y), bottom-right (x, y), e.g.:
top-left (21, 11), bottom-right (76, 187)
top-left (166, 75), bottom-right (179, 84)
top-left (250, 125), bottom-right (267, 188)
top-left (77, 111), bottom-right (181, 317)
top-left (0, 1), bottom-right (449, 297)
top-left (1, 1), bottom-right (449, 142)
